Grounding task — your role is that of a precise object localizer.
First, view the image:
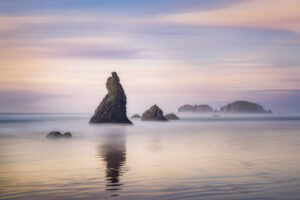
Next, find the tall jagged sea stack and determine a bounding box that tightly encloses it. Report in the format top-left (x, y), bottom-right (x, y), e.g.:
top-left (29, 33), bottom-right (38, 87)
top-left (90, 72), bottom-right (132, 124)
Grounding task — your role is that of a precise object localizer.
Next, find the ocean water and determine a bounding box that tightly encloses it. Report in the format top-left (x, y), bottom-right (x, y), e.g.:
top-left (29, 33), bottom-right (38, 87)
top-left (0, 113), bottom-right (300, 200)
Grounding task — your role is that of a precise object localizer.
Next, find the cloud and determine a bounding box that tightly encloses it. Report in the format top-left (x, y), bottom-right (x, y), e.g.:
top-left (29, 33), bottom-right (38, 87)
top-left (0, 19), bottom-right (157, 61)
top-left (1, 9), bottom-right (299, 63)
top-left (158, 0), bottom-right (300, 33)
top-left (0, 0), bottom-right (246, 14)
top-left (47, 47), bottom-right (141, 60)
top-left (0, 89), bottom-right (65, 112)
top-left (1, 0), bottom-right (300, 40)
top-left (0, 1), bottom-right (299, 113)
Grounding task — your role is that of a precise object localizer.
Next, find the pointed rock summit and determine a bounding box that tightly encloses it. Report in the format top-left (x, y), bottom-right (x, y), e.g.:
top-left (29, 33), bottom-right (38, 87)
top-left (90, 72), bottom-right (132, 124)
top-left (131, 114), bottom-right (141, 119)
top-left (142, 105), bottom-right (167, 121)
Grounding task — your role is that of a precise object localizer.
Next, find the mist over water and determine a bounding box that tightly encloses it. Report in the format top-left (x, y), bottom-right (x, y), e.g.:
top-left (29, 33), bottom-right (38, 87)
top-left (1, 113), bottom-right (300, 199)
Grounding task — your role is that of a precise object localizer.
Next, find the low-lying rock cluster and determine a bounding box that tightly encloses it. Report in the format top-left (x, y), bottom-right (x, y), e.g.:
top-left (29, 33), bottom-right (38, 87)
top-left (46, 131), bottom-right (72, 139)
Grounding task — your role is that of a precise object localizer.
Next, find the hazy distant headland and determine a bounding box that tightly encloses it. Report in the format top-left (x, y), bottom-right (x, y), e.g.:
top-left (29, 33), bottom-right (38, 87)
top-left (178, 101), bottom-right (271, 114)
top-left (220, 101), bottom-right (271, 113)
top-left (178, 104), bottom-right (214, 113)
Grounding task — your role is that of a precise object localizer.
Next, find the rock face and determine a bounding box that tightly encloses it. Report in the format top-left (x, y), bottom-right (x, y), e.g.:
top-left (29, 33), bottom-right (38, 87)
top-left (164, 113), bottom-right (179, 120)
top-left (131, 114), bottom-right (141, 119)
top-left (178, 104), bottom-right (213, 112)
top-left (90, 72), bottom-right (132, 124)
top-left (220, 101), bottom-right (269, 113)
top-left (46, 131), bottom-right (72, 138)
top-left (142, 105), bottom-right (167, 121)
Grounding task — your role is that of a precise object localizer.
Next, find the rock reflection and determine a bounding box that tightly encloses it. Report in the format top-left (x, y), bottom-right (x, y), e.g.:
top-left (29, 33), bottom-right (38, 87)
top-left (98, 132), bottom-right (126, 196)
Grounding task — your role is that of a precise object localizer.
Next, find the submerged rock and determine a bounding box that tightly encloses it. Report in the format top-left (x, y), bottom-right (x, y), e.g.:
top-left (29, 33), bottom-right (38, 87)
top-left (131, 114), bottom-right (141, 119)
top-left (142, 105), bottom-right (167, 121)
top-left (90, 72), bottom-right (132, 124)
top-left (178, 104), bottom-right (213, 112)
top-left (46, 131), bottom-right (72, 138)
top-left (220, 101), bottom-right (269, 113)
top-left (164, 113), bottom-right (179, 120)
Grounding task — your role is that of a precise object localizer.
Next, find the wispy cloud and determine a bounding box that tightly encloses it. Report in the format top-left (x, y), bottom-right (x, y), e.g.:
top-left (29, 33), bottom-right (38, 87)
top-left (0, 89), bottom-right (66, 112)
top-left (158, 0), bottom-right (300, 33)
top-left (0, 0), bottom-right (299, 113)
top-left (0, 0), bottom-right (246, 14)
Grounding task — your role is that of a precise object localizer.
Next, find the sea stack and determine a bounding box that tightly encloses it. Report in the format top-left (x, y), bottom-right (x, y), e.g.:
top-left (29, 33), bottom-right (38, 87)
top-left (142, 105), bottom-right (167, 121)
top-left (90, 72), bottom-right (132, 124)
top-left (178, 104), bottom-right (213, 112)
top-left (220, 101), bottom-right (269, 113)
top-left (164, 113), bottom-right (180, 120)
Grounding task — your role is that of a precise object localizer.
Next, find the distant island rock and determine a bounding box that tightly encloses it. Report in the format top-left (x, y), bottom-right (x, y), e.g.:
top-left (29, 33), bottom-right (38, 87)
top-left (178, 104), bottom-right (214, 112)
top-left (164, 113), bottom-right (179, 120)
top-left (220, 101), bottom-right (270, 113)
top-left (46, 131), bottom-right (72, 138)
top-left (90, 72), bottom-right (132, 124)
top-left (131, 114), bottom-right (141, 119)
top-left (142, 105), bottom-right (168, 121)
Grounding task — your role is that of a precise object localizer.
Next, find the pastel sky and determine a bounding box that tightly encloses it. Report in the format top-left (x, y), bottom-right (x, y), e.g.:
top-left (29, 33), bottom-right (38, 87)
top-left (0, 0), bottom-right (300, 113)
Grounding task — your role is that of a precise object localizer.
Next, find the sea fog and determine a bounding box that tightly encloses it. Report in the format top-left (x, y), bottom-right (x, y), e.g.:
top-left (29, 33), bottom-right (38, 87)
top-left (1, 113), bottom-right (300, 200)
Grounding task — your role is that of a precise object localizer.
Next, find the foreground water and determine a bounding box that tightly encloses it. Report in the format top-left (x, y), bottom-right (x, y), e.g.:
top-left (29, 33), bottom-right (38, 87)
top-left (0, 113), bottom-right (300, 200)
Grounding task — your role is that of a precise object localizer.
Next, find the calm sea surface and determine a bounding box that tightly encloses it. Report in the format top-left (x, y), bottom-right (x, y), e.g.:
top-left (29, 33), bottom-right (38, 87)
top-left (0, 113), bottom-right (300, 200)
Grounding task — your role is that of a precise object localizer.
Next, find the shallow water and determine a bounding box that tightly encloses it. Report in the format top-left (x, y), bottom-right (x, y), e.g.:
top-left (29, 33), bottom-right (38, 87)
top-left (1, 114), bottom-right (300, 200)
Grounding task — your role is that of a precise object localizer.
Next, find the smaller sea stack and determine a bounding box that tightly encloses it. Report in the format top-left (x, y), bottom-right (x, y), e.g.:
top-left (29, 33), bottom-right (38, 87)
top-left (164, 113), bottom-right (179, 120)
top-left (142, 105), bottom-right (167, 121)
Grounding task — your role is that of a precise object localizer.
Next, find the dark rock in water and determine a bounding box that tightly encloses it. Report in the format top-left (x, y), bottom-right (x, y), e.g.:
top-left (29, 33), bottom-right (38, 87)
top-left (164, 113), bottom-right (179, 120)
top-left (142, 105), bottom-right (167, 121)
top-left (178, 104), bottom-right (213, 112)
top-left (131, 114), bottom-right (141, 119)
top-left (47, 131), bottom-right (62, 138)
top-left (63, 132), bottom-right (72, 137)
top-left (46, 131), bottom-right (72, 138)
top-left (90, 72), bottom-right (132, 124)
top-left (220, 101), bottom-right (269, 113)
